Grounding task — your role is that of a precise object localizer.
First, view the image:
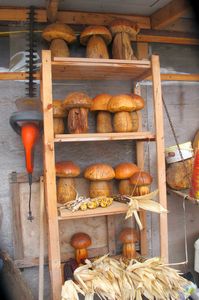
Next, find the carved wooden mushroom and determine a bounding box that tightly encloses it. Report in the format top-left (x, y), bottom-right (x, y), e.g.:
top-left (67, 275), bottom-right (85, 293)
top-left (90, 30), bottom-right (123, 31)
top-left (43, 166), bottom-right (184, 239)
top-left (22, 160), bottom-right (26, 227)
top-left (90, 94), bottom-right (113, 133)
top-left (70, 232), bottom-right (92, 264)
top-left (119, 228), bottom-right (138, 259)
top-left (107, 94), bottom-right (137, 132)
top-left (53, 100), bottom-right (66, 134)
top-left (109, 19), bottom-right (140, 60)
top-left (56, 161), bottom-right (80, 204)
top-left (114, 162), bottom-right (140, 195)
top-left (84, 163), bottom-right (115, 198)
top-left (63, 92), bottom-right (92, 134)
top-left (80, 26), bottom-right (112, 59)
top-left (42, 23), bottom-right (76, 59)
top-left (130, 171), bottom-right (153, 196)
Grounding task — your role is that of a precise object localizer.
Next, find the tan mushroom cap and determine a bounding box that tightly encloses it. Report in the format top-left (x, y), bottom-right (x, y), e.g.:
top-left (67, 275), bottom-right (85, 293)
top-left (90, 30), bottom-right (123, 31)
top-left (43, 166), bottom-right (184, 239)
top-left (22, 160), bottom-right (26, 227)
top-left (42, 23), bottom-right (76, 43)
top-left (80, 26), bottom-right (112, 45)
top-left (70, 232), bottom-right (91, 249)
top-left (90, 94), bottom-right (112, 111)
top-left (84, 163), bottom-right (115, 181)
top-left (55, 161), bottom-right (80, 178)
top-left (110, 19), bottom-right (140, 40)
top-left (128, 94), bottom-right (145, 111)
top-left (119, 228), bottom-right (138, 243)
top-left (115, 162), bottom-right (140, 180)
top-left (63, 92), bottom-right (92, 109)
top-left (53, 99), bottom-right (66, 117)
top-left (130, 171), bottom-right (153, 186)
top-left (108, 94), bottom-right (136, 112)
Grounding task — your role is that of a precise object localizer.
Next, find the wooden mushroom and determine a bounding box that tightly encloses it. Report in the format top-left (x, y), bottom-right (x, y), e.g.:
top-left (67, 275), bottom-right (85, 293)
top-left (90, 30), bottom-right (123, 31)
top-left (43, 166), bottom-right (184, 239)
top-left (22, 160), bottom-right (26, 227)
top-left (56, 161), bottom-right (80, 204)
top-left (63, 92), bottom-right (92, 134)
top-left (42, 23), bottom-right (76, 59)
top-left (109, 19), bottom-right (140, 60)
top-left (80, 26), bottom-right (112, 59)
top-left (107, 94), bottom-right (137, 132)
top-left (130, 171), bottom-right (153, 196)
top-left (70, 233), bottom-right (91, 264)
top-left (53, 100), bottom-right (66, 134)
top-left (114, 162), bottom-right (140, 195)
top-left (90, 94), bottom-right (113, 133)
top-left (119, 228), bottom-right (138, 259)
top-left (84, 163), bottom-right (115, 198)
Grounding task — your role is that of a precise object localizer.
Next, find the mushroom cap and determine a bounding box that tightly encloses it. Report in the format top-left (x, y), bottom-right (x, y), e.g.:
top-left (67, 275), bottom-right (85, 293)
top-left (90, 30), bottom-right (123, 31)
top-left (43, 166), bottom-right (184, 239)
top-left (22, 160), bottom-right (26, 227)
top-left (84, 163), bottom-right (115, 181)
top-left (130, 171), bottom-right (153, 186)
top-left (42, 23), bottom-right (76, 43)
top-left (55, 161), bottom-right (80, 178)
top-left (108, 94), bottom-right (136, 112)
top-left (119, 228), bottom-right (138, 243)
top-left (115, 162), bottom-right (140, 180)
top-left (128, 94), bottom-right (145, 111)
top-left (63, 92), bottom-right (92, 109)
top-left (110, 19), bottom-right (140, 40)
top-left (70, 232), bottom-right (92, 249)
top-left (90, 94), bottom-right (112, 111)
top-left (53, 99), bottom-right (66, 117)
top-left (80, 26), bottom-right (112, 45)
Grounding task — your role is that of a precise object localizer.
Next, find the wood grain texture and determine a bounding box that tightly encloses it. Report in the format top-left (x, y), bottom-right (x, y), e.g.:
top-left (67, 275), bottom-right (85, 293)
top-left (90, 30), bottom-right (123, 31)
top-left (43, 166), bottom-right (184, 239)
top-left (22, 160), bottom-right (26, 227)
top-left (47, 0), bottom-right (59, 22)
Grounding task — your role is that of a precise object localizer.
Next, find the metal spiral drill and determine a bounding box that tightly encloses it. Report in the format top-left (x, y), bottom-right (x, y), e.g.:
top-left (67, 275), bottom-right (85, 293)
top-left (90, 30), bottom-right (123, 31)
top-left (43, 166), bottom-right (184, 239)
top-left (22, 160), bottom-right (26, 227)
top-left (9, 6), bottom-right (43, 221)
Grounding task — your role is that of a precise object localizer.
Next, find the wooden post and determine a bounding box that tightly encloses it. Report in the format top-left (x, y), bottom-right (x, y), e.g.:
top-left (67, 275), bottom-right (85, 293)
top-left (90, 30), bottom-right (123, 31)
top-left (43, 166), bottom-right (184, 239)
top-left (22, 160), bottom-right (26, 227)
top-left (41, 50), bottom-right (62, 300)
top-left (151, 55), bottom-right (168, 262)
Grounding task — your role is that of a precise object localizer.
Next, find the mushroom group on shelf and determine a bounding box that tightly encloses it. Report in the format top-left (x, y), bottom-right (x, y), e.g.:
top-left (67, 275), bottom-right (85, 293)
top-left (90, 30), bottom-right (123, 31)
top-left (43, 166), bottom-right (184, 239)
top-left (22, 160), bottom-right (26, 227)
top-left (63, 92), bottom-right (92, 134)
top-left (70, 232), bottom-right (92, 264)
top-left (42, 23), bottom-right (76, 59)
top-left (84, 163), bottom-right (115, 198)
top-left (56, 161), bottom-right (80, 204)
top-left (53, 100), bottom-right (66, 134)
top-left (80, 26), bottom-right (112, 58)
top-left (119, 227), bottom-right (139, 259)
top-left (114, 162), bottom-right (140, 195)
top-left (130, 171), bottom-right (153, 196)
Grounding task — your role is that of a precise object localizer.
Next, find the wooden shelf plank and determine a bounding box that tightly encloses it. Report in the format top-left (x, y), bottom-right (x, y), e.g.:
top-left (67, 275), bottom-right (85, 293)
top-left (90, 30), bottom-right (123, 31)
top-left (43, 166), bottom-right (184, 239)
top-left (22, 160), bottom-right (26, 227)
top-left (58, 201), bottom-right (128, 220)
top-left (54, 132), bottom-right (156, 142)
top-left (51, 57), bottom-right (151, 81)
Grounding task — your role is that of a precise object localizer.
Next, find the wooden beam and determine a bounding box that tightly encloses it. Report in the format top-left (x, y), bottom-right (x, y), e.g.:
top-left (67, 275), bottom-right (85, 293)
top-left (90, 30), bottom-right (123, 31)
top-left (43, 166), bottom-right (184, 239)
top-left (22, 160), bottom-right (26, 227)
top-left (137, 33), bottom-right (199, 45)
top-left (47, 0), bottom-right (59, 22)
top-left (151, 0), bottom-right (190, 29)
top-left (0, 72), bottom-right (40, 81)
top-left (160, 73), bottom-right (199, 81)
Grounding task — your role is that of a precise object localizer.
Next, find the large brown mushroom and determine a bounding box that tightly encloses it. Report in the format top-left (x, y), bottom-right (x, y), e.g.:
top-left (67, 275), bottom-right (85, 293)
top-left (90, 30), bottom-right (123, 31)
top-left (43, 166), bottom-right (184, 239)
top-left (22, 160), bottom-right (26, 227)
top-left (119, 228), bottom-right (138, 259)
top-left (56, 161), bottom-right (80, 204)
top-left (63, 92), bottom-right (92, 134)
top-left (107, 94), bottom-right (137, 132)
top-left (80, 26), bottom-right (112, 59)
top-left (70, 232), bottom-right (92, 264)
top-left (109, 19), bottom-right (140, 60)
top-left (84, 163), bottom-right (115, 198)
top-left (42, 23), bottom-right (76, 59)
top-left (90, 94), bottom-right (113, 133)
top-left (130, 171), bottom-right (153, 196)
top-left (114, 162), bottom-right (140, 195)
top-left (53, 100), bottom-right (66, 134)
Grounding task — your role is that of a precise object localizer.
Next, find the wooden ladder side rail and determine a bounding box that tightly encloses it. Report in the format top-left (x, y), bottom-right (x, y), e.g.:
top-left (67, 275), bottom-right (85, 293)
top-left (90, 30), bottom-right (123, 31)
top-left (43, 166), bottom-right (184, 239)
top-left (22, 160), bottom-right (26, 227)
top-left (41, 50), bottom-right (62, 300)
top-left (151, 55), bottom-right (168, 262)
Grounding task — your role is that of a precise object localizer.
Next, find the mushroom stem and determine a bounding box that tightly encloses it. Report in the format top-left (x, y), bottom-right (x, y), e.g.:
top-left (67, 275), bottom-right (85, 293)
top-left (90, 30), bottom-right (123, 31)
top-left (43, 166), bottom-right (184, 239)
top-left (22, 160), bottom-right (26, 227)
top-left (89, 181), bottom-right (111, 198)
top-left (119, 179), bottom-right (131, 195)
top-left (96, 111), bottom-right (112, 133)
top-left (67, 108), bottom-right (89, 133)
top-left (113, 111), bottom-right (133, 132)
top-left (131, 185), bottom-right (150, 196)
top-left (86, 35), bottom-right (109, 59)
top-left (53, 118), bottom-right (65, 134)
top-left (112, 32), bottom-right (137, 60)
top-left (50, 38), bottom-right (70, 59)
top-left (75, 248), bottom-right (88, 264)
top-left (57, 178), bottom-right (77, 204)
top-left (123, 242), bottom-right (137, 259)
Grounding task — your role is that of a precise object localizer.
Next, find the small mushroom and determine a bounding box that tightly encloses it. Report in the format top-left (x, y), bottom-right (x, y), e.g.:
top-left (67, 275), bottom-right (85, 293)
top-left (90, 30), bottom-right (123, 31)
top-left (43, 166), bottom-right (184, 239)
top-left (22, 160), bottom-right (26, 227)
top-left (42, 23), bottom-right (76, 59)
top-left (63, 92), bottom-right (92, 134)
top-left (84, 163), bottom-right (115, 198)
top-left (53, 100), bottom-right (66, 134)
top-left (114, 162), bottom-right (140, 195)
top-left (70, 233), bottom-right (92, 264)
top-left (107, 94), bottom-right (137, 132)
top-left (56, 161), bottom-right (80, 204)
top-left (90, 94), bottom-right (113, 133)
top-left (109, 19), bottom-right (140, 60)
top-left (80, 26), bottom-right (112, 59)
top-left (130, 171), bottom-right (153, 196)
top-left (119, 228), bottom-right (139, 259)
